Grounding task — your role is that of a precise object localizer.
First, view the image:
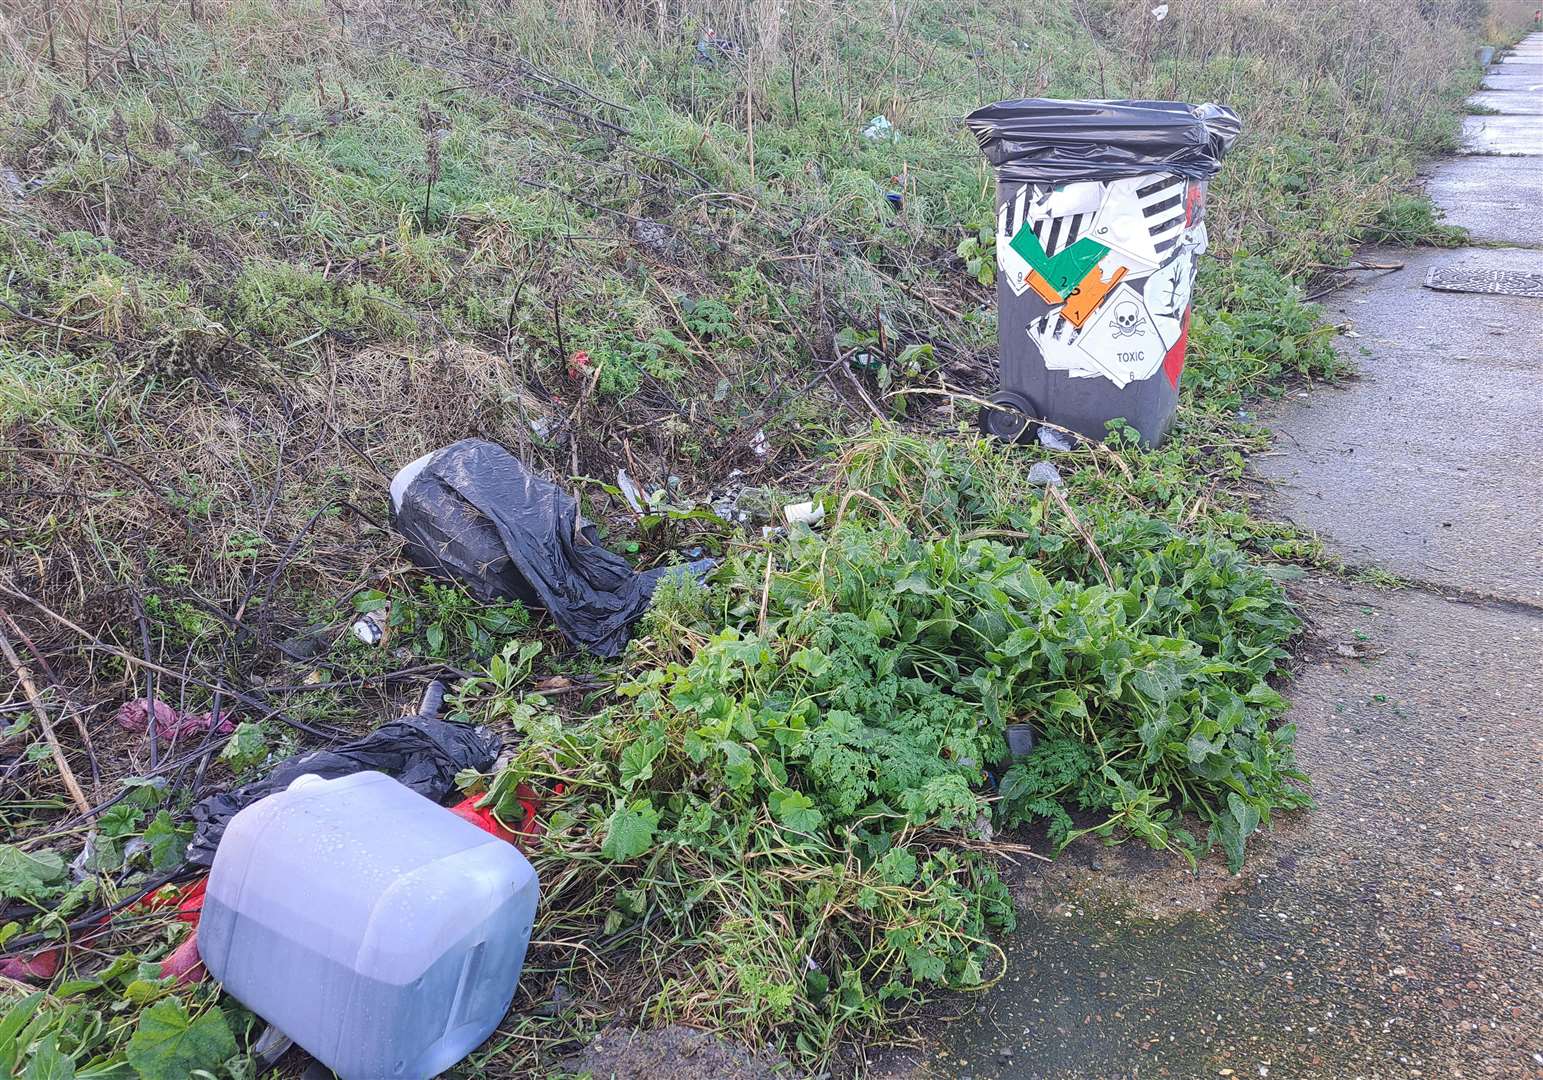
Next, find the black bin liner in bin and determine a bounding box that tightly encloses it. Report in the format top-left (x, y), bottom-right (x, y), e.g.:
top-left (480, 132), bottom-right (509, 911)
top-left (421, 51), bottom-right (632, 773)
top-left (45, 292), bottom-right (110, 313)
top-left (392, 439), bottom-right (691, 657)
top-left (963, 99), bottom-right (1241, 448)
top-left (965, 99), bottom-right (1241, 184)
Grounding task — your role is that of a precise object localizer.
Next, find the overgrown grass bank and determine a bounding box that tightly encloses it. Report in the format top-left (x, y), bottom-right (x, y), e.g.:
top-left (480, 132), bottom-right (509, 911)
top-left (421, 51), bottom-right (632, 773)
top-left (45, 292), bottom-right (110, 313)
top-left (0, 0), bottom-right (1524, 1074)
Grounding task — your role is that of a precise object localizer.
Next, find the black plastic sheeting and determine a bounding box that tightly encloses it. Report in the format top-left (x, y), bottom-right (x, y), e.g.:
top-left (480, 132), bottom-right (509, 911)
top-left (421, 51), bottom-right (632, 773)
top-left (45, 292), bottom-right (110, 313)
top-left (393, 439), bottom-right (704, 657)
top-left (185, 715), bottom-right (499, 866)
top-left (965, 99), bottom-right (1241, 184)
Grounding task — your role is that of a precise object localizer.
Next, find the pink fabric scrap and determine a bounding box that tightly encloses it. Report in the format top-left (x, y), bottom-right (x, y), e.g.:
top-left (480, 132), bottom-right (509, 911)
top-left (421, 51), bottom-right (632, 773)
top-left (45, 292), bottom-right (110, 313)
top-left (116, 698), bottom-right (235, 740)
top-left (0, 948), bottom-right (59, 982)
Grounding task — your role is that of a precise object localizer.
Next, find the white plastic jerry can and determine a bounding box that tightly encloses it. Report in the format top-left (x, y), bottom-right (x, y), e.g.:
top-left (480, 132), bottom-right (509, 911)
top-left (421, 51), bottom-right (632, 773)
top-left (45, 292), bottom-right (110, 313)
top-left (198, 772), bottom-right (539, 1080)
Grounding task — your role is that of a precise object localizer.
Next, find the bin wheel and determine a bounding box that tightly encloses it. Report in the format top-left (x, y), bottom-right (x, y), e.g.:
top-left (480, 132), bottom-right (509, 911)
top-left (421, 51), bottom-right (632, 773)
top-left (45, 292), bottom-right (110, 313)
top-left (979, 391), bottom-right (1037, 444)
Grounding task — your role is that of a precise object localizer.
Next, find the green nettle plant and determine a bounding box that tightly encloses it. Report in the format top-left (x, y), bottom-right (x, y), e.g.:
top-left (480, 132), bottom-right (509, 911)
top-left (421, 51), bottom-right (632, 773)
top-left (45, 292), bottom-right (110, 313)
top-left (455, 429), bottom-right (1312, 1063)
top-left (956, 224), bottom-right (997, 287)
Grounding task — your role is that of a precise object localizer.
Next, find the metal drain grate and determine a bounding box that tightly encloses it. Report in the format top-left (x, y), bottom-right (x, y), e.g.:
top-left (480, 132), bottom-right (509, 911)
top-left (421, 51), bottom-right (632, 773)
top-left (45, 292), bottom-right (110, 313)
top-left (1424, 265), bottom-right (1543, 298)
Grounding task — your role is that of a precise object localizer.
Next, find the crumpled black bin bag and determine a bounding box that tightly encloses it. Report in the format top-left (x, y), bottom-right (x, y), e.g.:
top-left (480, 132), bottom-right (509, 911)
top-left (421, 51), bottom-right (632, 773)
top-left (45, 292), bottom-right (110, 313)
top-left (965, 98), bottom-right (1241, 184)
top-left (391, 439), bottom-right (682, 657)
top-left (185, 715), bottom-right (499, 866)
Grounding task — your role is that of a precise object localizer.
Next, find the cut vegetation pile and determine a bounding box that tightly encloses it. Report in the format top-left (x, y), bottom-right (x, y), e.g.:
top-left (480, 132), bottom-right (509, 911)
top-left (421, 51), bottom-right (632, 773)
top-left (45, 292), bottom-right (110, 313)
top-left (0, 0), bottom-right (1524, 1074)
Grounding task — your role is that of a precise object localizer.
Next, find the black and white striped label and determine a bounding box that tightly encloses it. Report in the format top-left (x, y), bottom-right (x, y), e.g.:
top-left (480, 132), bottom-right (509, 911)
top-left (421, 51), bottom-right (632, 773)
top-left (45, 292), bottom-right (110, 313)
top-left (1088, 174), bottom-right (1187, 269)
top-left (996, 182), bottom-right (1103, 295)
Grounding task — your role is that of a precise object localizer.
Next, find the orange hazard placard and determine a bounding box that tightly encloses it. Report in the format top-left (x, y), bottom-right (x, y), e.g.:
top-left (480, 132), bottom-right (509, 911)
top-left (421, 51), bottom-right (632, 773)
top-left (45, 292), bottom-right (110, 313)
top-left (1025, 270), bottom-right (1062, 304)
top-left (1061, 263), bottom-right (1127, 327)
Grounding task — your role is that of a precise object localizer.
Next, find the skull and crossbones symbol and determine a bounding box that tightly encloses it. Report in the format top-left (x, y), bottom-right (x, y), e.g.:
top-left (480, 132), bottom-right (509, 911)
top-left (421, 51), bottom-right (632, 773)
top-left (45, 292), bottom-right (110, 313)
top-left (1109, 301), bottom-right (1146, 339)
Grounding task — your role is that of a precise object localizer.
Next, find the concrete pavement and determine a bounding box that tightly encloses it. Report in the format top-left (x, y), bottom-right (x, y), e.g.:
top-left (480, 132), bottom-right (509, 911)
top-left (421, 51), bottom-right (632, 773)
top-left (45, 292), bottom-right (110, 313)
top-left (1252, 244), bottom-right (1543, 605)
top-left (1258, 34), bottom-right (1543, 602)
top-left (1482, 70), bottom-right (1543, 90)
top-left (1461, 113), bottom-right (1543, 153)
top-left (1425, 156), bottom-right (1543, 243)
top-left (1468, 88), bottom-right (1543, 112)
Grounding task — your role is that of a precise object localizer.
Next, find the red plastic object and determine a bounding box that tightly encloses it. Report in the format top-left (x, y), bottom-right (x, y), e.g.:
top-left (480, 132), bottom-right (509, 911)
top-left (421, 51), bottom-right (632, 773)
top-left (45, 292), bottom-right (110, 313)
top-left (450, 796), bottom-right (522, 845)
top-left (174, 877), bottom-right (207, 923)
top-left (135, 876), bottom-right (207, 925)
top-left (1185, 179), bottom-right (1205, 226)
top-left (158, 932), bottom-right (207, 986)
top-left (0, 948), bottom-right (59, 982)
top-left (115, 699), bottom-right (235, 741)
top-left (450, 783), bottom-right (562, 850)
top-left (1163, 309), bottom-right (1191, 389)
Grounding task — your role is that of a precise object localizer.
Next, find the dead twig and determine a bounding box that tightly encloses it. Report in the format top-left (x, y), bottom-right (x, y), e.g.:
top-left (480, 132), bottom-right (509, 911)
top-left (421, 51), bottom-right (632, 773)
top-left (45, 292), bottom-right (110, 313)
top-left (757, 553), bottom-right (775, 635)
top-left (0, 444), bottom-right (181, 507)
top-left (513, 175), bottom-right (647, 225)
top-left (883, 387), bottom-right (1135, 481)
top-left (249, 664), bottom-right (476, 696)
top-left (0, 295), bottom-right (119, 342)
top-left (836, 348), bottom-right (889, 422)
top-left (0, 613), bottom-right (92, 815)
top-left (1304, 261), bottom-right (1404, 300)
top-left (129, 591), bottom-right (160, 772)
top-left (0, 610), bottom-right (100, 793)
top-left (831, 487), bottom-right (904, 530)
top-left (1045, 485), bottom-right (1113, 588)
top-left (651, 278), bottom-right (727, 382)
top-left (0, 581), bottom-right (345, 741)
top-left (1306, 260), bottom-right (1405, 271)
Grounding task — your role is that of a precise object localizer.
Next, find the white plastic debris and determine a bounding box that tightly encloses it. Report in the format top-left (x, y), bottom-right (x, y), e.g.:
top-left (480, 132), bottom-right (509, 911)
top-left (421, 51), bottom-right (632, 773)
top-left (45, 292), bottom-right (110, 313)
top-left (70, 835), bottom-right (100, 881)
top-left (1037, 426), bottom-right (1075, 452)
top-left (710, 471), bottom-right (754, 524)
top-left (1027, 181), bottom-right (1103, 221)
top-left (862, 115), bottom-right (896, 140)
top-left (199, 772), bottom-right (539, 1080)
top-left (388, 451), bottom-right (437, 515)
top-left (351, 606), bottom-right (390, 646)
top-left (251, 1026), bottom-right (295, 1071)
top-left (783, 500), bottom-right (825, 527)
top-left (1028, 462), bottom-right (1064, 487)
top-left (616, 468), bottom-right (646, 513)
top-left (1151, 4), bottom-right (1169, 20)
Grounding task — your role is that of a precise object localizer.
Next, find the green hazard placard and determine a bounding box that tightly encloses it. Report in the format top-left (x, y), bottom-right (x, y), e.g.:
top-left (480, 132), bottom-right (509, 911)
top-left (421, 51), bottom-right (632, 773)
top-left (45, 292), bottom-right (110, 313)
top-left (1007, 226), bottom-right (1110, 298)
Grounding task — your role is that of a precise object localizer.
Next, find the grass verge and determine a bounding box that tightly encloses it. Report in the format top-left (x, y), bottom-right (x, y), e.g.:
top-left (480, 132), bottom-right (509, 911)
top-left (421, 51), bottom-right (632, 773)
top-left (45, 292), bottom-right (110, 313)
top-left (0, 0), bottom-right (1520, 1074)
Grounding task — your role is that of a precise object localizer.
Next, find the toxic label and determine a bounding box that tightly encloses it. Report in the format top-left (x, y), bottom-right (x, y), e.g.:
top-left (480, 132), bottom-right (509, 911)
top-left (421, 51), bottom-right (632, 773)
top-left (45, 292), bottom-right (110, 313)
top-left (1073, 282), bottom-right (1166, 388)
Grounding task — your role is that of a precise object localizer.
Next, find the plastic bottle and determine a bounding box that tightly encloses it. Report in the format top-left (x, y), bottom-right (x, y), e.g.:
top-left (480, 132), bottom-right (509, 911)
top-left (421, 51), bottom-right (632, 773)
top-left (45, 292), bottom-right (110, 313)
top-left (197, 772), bottom-right (539, 1080)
